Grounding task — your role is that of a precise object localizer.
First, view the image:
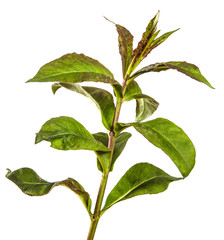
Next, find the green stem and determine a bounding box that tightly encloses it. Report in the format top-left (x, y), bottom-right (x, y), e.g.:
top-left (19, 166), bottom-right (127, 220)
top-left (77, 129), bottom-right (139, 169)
top-left (86, 97), bottom-right (123, 240)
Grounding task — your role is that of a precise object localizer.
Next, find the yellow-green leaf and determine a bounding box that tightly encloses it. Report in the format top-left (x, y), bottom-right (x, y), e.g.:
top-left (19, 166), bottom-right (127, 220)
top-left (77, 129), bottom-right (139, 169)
top-left (27, 53), bottom-right (117, 85)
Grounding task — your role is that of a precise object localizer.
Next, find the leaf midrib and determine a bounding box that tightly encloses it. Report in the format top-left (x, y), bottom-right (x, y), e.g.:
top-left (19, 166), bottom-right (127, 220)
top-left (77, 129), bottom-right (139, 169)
top-left (40, 132), bottom-right (110, 151)
top-left (31, 71), bottom-right (114, 81)
top-left (105, 175), bottom-right (171, 209)
top-left (138, 123), bottom-right (189, 171)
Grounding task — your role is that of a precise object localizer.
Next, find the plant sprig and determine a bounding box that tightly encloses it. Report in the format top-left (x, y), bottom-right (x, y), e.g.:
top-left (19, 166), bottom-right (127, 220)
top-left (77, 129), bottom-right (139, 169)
top-left (6, 11), bottom-right (213, 240)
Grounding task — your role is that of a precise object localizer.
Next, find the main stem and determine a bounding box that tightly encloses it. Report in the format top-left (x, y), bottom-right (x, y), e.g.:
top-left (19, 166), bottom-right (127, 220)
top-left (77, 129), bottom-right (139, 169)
top-left (87, 83), bottom-right (126, 240)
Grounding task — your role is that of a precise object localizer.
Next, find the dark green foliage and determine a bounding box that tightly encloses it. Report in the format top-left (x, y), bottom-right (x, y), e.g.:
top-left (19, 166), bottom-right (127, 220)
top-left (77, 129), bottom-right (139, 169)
top-left (7, 11), bottom-right (213, 240)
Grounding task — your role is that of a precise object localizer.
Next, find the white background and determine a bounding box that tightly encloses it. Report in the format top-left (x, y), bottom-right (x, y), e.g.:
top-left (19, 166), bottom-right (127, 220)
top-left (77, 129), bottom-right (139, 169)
top-left (1, 0), bottom-right (223, 239)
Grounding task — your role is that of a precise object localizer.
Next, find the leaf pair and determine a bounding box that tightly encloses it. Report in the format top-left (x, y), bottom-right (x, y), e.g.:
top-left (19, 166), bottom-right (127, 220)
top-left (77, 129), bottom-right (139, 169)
top-left (6, 168), bottom-right (92, 216)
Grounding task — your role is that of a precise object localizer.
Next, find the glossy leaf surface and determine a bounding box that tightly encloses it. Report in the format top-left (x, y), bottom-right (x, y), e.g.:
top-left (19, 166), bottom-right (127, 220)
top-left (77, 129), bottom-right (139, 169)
top-left (35, 116), bottom-right (110, 152)
top-left (103, 163), bottom-right (180, 211)
top-left (52, 83), bottom-right (115, 130)
top-left (131, 61), bottom-right (214, 88)
top-left (93, 132), bottom-right (132, 172)
top-left (27, 53), bottom-right (117, 85)
top-left (6, 168), bottom-right (92, 215)
top-left (133, 118), bottom-right (196, 177)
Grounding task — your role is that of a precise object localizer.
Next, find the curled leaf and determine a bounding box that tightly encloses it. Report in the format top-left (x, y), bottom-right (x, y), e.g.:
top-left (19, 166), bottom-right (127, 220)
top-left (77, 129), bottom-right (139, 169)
top-left (35, 116), bottom-right (110, 152)
top-left (124, 81), bottom-right (159, 122)
top-left (6, 168), bottom-right (92, 216)
top-left (130, 61), bottom-right (214, 88)
top-left (52, 83), bottom-right (115, 130)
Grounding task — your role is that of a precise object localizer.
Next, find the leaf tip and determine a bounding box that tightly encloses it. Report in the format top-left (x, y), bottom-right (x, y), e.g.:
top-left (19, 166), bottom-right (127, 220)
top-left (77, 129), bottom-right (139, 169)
top-left (104, 16), bottom-right (115, 25)
top-left (6, 168), bottom-right (11, 177)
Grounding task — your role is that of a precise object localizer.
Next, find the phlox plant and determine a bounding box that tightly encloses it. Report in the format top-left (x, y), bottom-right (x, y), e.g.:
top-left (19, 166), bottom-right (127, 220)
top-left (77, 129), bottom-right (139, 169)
top-left (6, 11), bottom-right (213, 240)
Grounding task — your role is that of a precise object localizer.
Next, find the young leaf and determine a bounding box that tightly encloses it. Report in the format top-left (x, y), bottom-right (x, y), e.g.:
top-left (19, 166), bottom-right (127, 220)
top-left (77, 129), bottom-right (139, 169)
top-left (130, 11), bottom-right (160, 72)
top-left (35, 116), bottom-right (110, 152)
top-left (124, 80), bottom-right (142, 98)
top-left (124, 81), bottom-right (159, 122)
top-left (126, 93), bottom-right (159, 122)
top-left (130, 61), bottom-right (214, 88)
top-left (111, 132), bottom-right (132, 170)
top-left (132, 118), bottom-right (196, 177)
top-left (6, 168), bottom-right (92, 216)
top-left (114, 122), bottom-right (131, 136)
top-left (150, 29), bottom-right (179, 51)
top-left (103, 163), bottom-right (180, 211)
top-left (105, 17), bottom-right (134, 78)
top-left (93, 132), bottom-right (132, 172)
top-left (27, 53), bottom-right (118, 85)
top-left (116, 24), bottom-right (134, 78)
top-left (52, 83), bottom-right (115, 130)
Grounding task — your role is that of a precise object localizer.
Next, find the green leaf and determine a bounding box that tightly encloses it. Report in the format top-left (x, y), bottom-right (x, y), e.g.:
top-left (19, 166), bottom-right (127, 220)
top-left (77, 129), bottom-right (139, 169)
top-left (114, 122), bottom-right (131, 136)
top-left (6, 168), bottom-right (92, 216)
top-left (132, 118), bottom-right (196, 177)
top-left (92, 132), bottom-right (110, 172)
top-left (59, 178), bottom-right (92, 215)
top-left (130, 61), bottom-right (214, 88)
top-left (6, 168), bottom-right (57, 196)
top-left (124, 80), bottom-right (142, 98)
top-left (150, 29), bottom-right (179, 51)
top-left (130, 11), bottom-right (160, 72)
top-left (104, 17), bottom-right (134, 78)
top-left (116, 24), bottom-right (134, 78)
top-left (35, 116), bottom-right (110, 152)
top-left (27, 52), bottom-right (117, 85)
top-left (103, 163), bottom-right (180, 211)
top-left (124, 81), bottom-right (159, 122)
top-left (126, 93), bottom-right (159, 122)
top-left (52, 83), bottom-right (115, 130)
top-left (93, 132), bottom-right (132, 172)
